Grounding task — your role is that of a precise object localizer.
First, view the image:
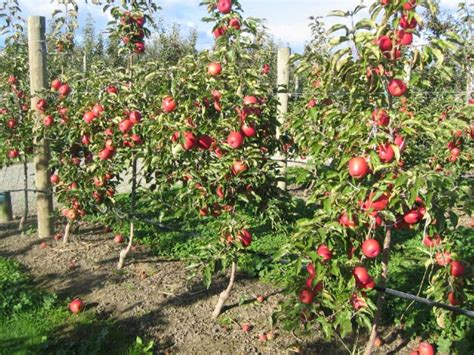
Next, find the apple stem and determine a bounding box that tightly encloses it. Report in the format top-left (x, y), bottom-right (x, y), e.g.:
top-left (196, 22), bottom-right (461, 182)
top-left (364, 227), bottom-right (392, 355)
top-left (63, 221), bottom-right (71, 244)
top-left (117, 222), bottom-right (134, 270)
top-left (212, 261), bottom-right (237, 319)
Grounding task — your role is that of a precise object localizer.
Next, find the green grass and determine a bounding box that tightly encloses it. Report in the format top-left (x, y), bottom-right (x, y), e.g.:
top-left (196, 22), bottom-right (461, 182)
top-left (0, 257), bottom-right (153, 355)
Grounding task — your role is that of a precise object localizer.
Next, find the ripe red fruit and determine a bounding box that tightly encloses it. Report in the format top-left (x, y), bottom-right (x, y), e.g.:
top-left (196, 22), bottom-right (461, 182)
top-left (114, 234), bottom-right (124, 244)
top-left (43, 115), bottom-right (54, 127)
top-left (241, 323), bottom-right (252, 332)
top-left (448, 291), bottom-right (459, 306)
top-left (50, 174), bottom-right (60, 185)
top-left (134, 15), bottom-right (145, 27)
top-left (435, 251), bottom-right (451, 266)
top-left (394, 134), bottom-right (406, 152)
top-left (398, 30), bottom-right (413, 45)
top-left (238, 229), bottom-right (252, 247)
top-left (262, 63), bottom-right (270, 75)
top-left (51, 79), bottom-right (62, 91)
top-left (339, 213), bottom-right (357, 228)
top-left (58, 84), bottom-right (71, 97)
top-left (8, 149), bottom-right (19, 159)
top-left (404, 209), bottom-right (422, 224)
top-left (418, 342), bottom-right (434, 355)
top-left (402, 0), bottom-right (417, 11)
top-left (229, 18), bottom-right (240, 30)
top-left (7, 75), bottom-right (17, 85)
top-left (106, 85), bottom-right (118, 94)
top-left (400, 14), bottom-right (417, 29)
top-left (256, 295), bottom-right (265, 303)
top-left (450, 261), bottom-right (465, 277)
top-left (450, 147), bottom-right (460, 157)
top-left (162, 96), bottom-right (177, 113)
top-left (380, 0), bottom-right (390, 6)
top-left (217, 0), bottom-right (232, 14)
top-left (377, 35), bottom-right (393, 52)
top-left (306, 99), bottom-right (317, 108)
top-left (299, 289), bottom-right (315, 304)
top-left (182, 131), bottom-right (197, 151)
top-left (241, 122), bottom-right (256, 137)
top-left (377, 143), bottom-right (395, 163)
top-left (129, 111), bottom-right (142, 124)
top-left (231, 160), bottom-right (248, 175)
top-left (362, 239), bottom-right (381, 258)
top-left (99, 148), bottom-right (115, 161)
top-left (81, 134), bottom-right (91, 146)
top-left (69, 298), bottom-right (85, 314)
top-left (372, 108), bottom-right (390, 126)
top-left (423, 234), bottom-right (441, 248)
top-left (317, 244), bottom-right (332, 262)
top-left (119, 119), bottom-right (133, 133)
top-left (92, 104), bottom-right (104, 116)
top-left (83, 111), bottom-right (96, 124)
top-left (213, 26), bottom-right (226, 39)
top-left (197, 135), bottom-right (213, 150)
top-left (36, 99), bottom-right (47, 112)
top-left (353, 266), bottom-right (370, 285)
top-left (243, 95), bottom-right (258, 106)
top-left (39, 241), bottom-right (48, 249)
top-left (208, 62), bottom-right (222, 76)
top-left (388, 79), bottom-right (407, 97)
top-left (134, 41), bottom-right (145, 53)
top-left (363, 192), bottom-right (389, 212)
top-left (131, 134), bottom-right (142, 145)
top-left (7, 119), bottom-right (17, 129)
top-left (227, 131), bottom-right (244, 149)
top-left (348, 157), bottom-right (369, 179)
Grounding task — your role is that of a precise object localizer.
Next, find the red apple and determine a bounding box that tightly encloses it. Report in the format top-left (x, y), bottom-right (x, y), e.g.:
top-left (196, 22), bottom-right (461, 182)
top-left (81, 134), bottom-right (91, 145)
top-left (377, 143), bottom-right (395, 163)
top-left (119, 119), bottom-right (133, 133)
top-left (197, 135), bottom-right (213, 150)
top-left (388, 79), bottom-right (407, 96)
top-left (69, 298), bottom-right (85, 314)
top-left (362, 239), bottom-right (381, 258)
top-left (317, 244), bottom-right (332, 262)
top-left (182, 131), bottom-right (197, 151)
top-left (106, 85), bottom-right (118, 94)
top-left (299, 289), bottom-right (315, 304)
top-left (353, 266), bottom-right (370, 285)
top-left (229, 18), bottom-right (240, 30)
top-left (50, 174), bottom-right (60, 185)
top-left (7, 119), bottom-right (17, 129)
top-left (231, 160), bottom-right (248, 175)
top-left (208, 62), bottom-right (222, 76)
top-left (448, 291), bottom-right (459, 306)
top-left (243, 95), bottom-right (258, 106)
top-left (377, 35), bottom-right (393, 52)
top-left (394, 134), bottom-right (406, 151)
top-left (435, 251), bottom-right (451, 266)
top-left (241, 122), bottom-right (256, 137)
top-left (217, 0), bottom-right (232, 14)
top-left (36, 99), bottom-right (47, 112)
top-left (227, 131), bottom-right (244, 149)
top-left (162, 96), bottom-right (176, 113)
top-left (7, 149), bottom-right (19, 159)
top-left (129, 110), bottom-right (142, 124)
top-left (92, 104), bottom-right (104, 116)
top-left (51, 79), bottom-right (62, 91)
top-left (99, 148), bottom-right (115, 160)
top-left (43, 115), bottom-right (54, 127)
top-left (348, 157), bottom-right (369, 179)
top-left (418, 342), bottom-right (434, 355)
top-left (372, 108), bottom-right (390, 126)
top-left (402, 0), bottom-right (417, 11)
top-left (398, 30), bottom-right (413, 45)
top-left (339, 212), bottom-right (358, 227)
top-left (58, 84), bottom-right (71, 97)
top-left (83, 111), bottom-right (96, 124)
top-left (114, 234), bottom-right (124, 244)
top-left (450, 261), bottom-right (465, 277)
top-left (400, 14), bottom-right (417, 29)
top-left (238, 229), bottom-right (252, 247)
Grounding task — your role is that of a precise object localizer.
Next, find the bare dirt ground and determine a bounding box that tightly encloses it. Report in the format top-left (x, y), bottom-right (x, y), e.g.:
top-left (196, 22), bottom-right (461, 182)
top-left (0, 218), bottom-right (418, 354)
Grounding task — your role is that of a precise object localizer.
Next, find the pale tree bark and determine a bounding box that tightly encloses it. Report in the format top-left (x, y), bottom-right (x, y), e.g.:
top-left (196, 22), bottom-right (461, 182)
top-left (117, 222), bottom-right (134, 270)
top-left (63, 221), bottom-right (72, 244)
top-left (212, 261), bottom-right (237, 319)
top-left (364, 228), bottom-right (392, 355)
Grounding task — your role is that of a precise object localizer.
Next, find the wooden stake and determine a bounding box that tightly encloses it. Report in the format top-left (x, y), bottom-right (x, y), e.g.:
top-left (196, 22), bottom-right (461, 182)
top-left (276, 47), bottom-right (290, 191)
top-left (28, 16), bottom-right (53, 239)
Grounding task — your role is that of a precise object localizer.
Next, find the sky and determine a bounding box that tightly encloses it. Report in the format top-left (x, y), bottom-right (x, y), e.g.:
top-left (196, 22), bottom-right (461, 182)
top-left (9, 0), bottom-right (463, 53)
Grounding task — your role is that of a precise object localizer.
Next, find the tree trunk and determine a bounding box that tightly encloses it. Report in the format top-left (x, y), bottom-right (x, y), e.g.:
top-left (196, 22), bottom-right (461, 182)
top-left (364, 228), bottom-right (392, 355)
top-left (63, 221), bottom-right (72, 244)
top-left (212, 261), bottom-right (237, 319)
top-left (117, 222), bottom-right (134, 270)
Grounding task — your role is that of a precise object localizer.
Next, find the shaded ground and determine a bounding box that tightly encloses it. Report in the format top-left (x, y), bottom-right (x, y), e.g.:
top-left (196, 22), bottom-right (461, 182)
top-left (0, 218), bottom-right (438, 354)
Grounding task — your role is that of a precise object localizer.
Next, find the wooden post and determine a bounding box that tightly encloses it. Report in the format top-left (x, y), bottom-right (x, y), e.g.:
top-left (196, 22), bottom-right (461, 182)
top-left (277, 47), bottom-right (290, 191)
top-left (28, 16), bottom-right (53, 239)
top-left (0, 192), bottom-right (13, 224)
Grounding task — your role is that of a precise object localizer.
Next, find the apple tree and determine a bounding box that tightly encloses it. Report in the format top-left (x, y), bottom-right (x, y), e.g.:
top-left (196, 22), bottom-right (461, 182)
top-left (278, 0), bottom-right (472, 353)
